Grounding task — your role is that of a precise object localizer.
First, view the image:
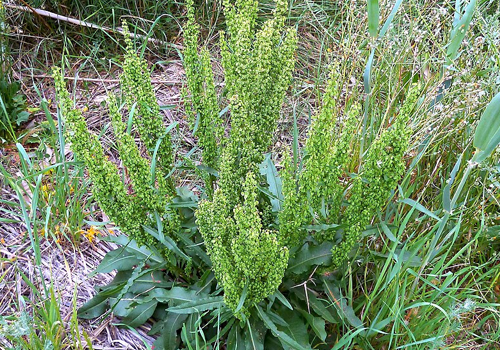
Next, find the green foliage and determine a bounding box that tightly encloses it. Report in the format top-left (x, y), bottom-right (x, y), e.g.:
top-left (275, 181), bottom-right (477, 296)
top-left (41, 0), bottom-right (500, 349)
top-left (0, 2), bottom-right (29, 141)
top-left (472, 91), bottom-right (500, 163)
top-left (220, 0), bottom-right (297, 174)
top-left (280, 67), bottom-right (419, 268)
top-left (182, 0), bottom-right (222, 174)
top-left (0, 287), bottom-right (93, 350)
top-left (330, 85), bottom-right (420, 268)
top-left (184, 0), bottom-right (297, 317)
top-left (280, 65), bottom-right (359, 247)
top-left (0, 80), bottom-right (29, 140)
top-left (52, 35), bottom-right (179, 248)
top-left (198, 172), bottom-right (289, 317)
top-left (121, 23), bottom-right (175, 189)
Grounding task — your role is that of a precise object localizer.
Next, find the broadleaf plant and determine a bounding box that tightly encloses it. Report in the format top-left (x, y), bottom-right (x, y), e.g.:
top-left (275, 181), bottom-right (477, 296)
top-left (185, 0), bottom-right (297, 317)
top-left (63, 1), bottom-right (421, 348)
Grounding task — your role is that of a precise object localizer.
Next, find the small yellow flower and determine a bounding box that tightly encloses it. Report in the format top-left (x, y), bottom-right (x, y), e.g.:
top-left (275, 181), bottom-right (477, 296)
top-left (0, 238), bottom-right (5, 245)
top-left (85, 226), bottom-right (99, 243)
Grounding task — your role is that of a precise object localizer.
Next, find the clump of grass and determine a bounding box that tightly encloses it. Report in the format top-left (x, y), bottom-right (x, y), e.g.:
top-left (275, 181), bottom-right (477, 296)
top-left (0, 285), bottom-right (93, 350)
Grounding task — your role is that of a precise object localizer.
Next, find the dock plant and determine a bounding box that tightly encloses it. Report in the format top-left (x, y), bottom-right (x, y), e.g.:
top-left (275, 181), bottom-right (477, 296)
top-left (279, 66), bottom-right (420, 268)
top-left (60, 0), bottom-right (422, 347)
top-left (52, 25), bottom-right (178, 249)
top-left (184, 0), bottom-right (297, 316)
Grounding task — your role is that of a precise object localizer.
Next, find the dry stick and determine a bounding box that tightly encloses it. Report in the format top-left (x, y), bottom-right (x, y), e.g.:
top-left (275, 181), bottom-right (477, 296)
top-left (27, 74), bottom-right (182, 84)
top-left (16, 0), bottom-right (52, 32)
top-left (3, 2), bottom-right (184, 50)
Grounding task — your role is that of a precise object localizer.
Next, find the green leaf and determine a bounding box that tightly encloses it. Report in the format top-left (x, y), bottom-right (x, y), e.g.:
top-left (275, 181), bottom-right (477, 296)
top-left (276, 308), bottom-right (309, 350)
top-left (260, 153), bottom-right (284, 212)
top-left (299, 311), bottom-right (327, 342)
top-left (323, 281), bottom-right (363, 329)
top-left (143, 225), bottom-right (191, 261)
top-left (235, 283), bottom-right (249, 314)
top-left (379, 0), bottom-right (403, 37)
top-left (128, 271), bottom-right (172, 294)
top-left (379, 222), bottom-right (398, 243)
top-left (363, 49), bottom-right (375, 94)
top-left (446, 0), bottom-right (476, 65)
top-left (273, 290), bottom-right (293, 310)
top-left (399, 198), bottom-right (441, 221)
top-left (109, 293), bottom-right (135, 317)
top-left (122, 299), bottom-right (158, 327)
top-left (103, 235), bottom-right (164, 263)
top-left (473, 92), bottom-right (500, 163)
top-left (177, 233), bottom-right (212, 267)
top-left (291, 285), bottom-right (337, 324)
top-left (443, 155), bottom-right (462, 212)
top-left (162, 312), bottom-right (188, 350)
top-left (256, 306), bottom-right (311, 350)
top-left (77, 293), bottom-right (109, 319)
top-left (164, 287), bottom-right (198, 305)
top-left (367, 0), bottom-right (379, 37)
top-left (227, 324), bottom-right (246, 350)
top-left (16, 111), bottom-right (29, 125)
top-left (92, 248), bottom-right (142, 275)
top-left (167, 296), bottom-right (224, 314)
top-left (150, 121), bottom-right (178, 181)
top-left (246, 318), bottom-right (266, 350)
top-left (287, 242), bottom-right (333, 275)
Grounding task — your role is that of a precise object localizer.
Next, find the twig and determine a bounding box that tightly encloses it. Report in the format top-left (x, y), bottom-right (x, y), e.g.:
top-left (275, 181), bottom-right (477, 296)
top-left (26, 74), bottom-right (182, 85)
top-left (3, 2), bottom-right (184, 50)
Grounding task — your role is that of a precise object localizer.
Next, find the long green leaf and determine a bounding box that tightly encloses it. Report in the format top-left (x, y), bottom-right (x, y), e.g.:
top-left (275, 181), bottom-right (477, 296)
top-left (299, 311), bottom-right (327, 342)
top-left (92, 248), bottom-right (142, 274)
top-left (163, 312), bottom-right (189, 350)
top-left (246, 318), bottom-right (266, 350)
top-left (399, 198), bottom-right (441, 221)
top-left (260, 153), bottom-right (284, 212)
top-left (473, 92), bottom-right (500, 163)
top-left (379, 0), bottom-right (404, 37)
top-left (276, 309), bottom-right (309, 349)
top-left (323, 281), bottom-right (363, 329)
top-left (367, 0), bottom-right (379, 37)
top-left (167, 296), bottom-right (223, 314)
top-left (227, 324), bottom-right (246, 350)
top-left (78, 293), bottom-right (109, 319)
top-left (287, 242), bottom-right (333, 275)
top-left (446, 0), bottom-right (476, 65)
top-left (256, 306), bottom-right (311, 350)
top-left (122, 299), bottom-right (158, 327)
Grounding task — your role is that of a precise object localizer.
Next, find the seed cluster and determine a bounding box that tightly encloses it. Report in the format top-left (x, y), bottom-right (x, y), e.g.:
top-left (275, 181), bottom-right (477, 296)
top-left (197, 172), bottom-right (288, 318)
top-left (52, 36), bottom-right (179, 247)
top-left (191, 0), bottom-right (297, 317)
top-left (279, 65), bottom-right (359, 247)
top-left (279, 66), bottom-right (418, 268)
top-left (331, 85), bottom-right (420, 268)
top-left (183, 0), bottom-right (223, 179)
top-left (121, 23), bottom-right (175, 191)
